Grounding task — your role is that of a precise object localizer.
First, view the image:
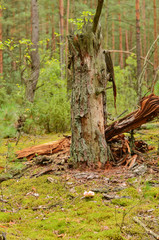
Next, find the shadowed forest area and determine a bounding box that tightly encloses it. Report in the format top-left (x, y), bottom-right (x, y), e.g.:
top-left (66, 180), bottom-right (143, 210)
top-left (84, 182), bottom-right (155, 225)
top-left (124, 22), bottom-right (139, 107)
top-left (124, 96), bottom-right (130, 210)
top-left (0, 0), bottom-right (159, 239)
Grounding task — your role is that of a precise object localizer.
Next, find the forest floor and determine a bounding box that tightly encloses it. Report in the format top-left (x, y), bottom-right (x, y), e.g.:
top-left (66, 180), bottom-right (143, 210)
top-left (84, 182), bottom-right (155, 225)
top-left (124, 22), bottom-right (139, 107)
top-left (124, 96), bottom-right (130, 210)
top-left (0, 124), bottom-right (159, 240)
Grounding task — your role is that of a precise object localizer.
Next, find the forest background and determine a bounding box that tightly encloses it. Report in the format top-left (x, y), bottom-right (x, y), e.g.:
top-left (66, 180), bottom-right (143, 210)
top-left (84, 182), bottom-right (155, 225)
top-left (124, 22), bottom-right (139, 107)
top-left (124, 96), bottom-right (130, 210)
top-left (0, 0), bottom-right (158, 138)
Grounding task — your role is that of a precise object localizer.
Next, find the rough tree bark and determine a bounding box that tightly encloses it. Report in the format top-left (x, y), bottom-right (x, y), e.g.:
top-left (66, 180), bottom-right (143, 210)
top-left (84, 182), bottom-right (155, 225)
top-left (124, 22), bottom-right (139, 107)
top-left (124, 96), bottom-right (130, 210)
top-left (68, 0), bottom-right (108, 166)
top-left (25, 0), bottom-right (40, 102)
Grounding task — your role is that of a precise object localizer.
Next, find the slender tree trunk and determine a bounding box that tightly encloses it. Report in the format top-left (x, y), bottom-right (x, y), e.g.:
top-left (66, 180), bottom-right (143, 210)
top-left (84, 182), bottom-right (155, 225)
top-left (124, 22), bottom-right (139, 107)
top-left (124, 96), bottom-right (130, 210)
top-left (118, 1), bottom-right (123, 68)
top-left (129, 26), bottom-right (133, 50)
top-left (25, 0), bottom-right (40, 102)
top-left (65, 0), bottom-right (70, 76)
top-left (136, 0), bottom-right (142, 103)
top-left (51, 5), bottom-right (56, 57)
top-left (153, 0), bottom-right (158, 70)
top-left (90, 0), bottom-right (93, 8)
top-left (112, 17), bottom-right (115, 64)
top-left (46, 8), bottom-right (49, 50)
top-left (124, 30), bottom-right (129, 66)
top-left (59, 0), bottom-right (64, 79)
top-left (142, 0), bottom-right (146, 57)
top-left (104, 0), bottom-right (108, 48)
top-left (11, 3), bottom-right (17, 71)
top-left (142, 0), bottom-right (147, 85)
top-left (69, 0), bottom-right (107, 166)
top-left (0, 7), bottom-right (3, 75)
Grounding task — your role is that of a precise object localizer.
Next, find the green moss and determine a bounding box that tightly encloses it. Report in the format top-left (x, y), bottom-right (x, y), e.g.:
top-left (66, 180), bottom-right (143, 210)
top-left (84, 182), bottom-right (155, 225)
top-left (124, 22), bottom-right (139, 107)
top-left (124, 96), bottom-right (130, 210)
top-left (119, 187), bottom-right (140, 198)
top-left (111, 198), bottom-right (134, 206)
top-left (143, 187), bottom-right (159, 199)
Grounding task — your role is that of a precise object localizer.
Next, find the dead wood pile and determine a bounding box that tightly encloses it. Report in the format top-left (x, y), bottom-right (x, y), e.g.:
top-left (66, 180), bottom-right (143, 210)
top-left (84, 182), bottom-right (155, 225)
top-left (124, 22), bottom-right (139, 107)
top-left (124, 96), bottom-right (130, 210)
top-left (16, 136), bottom-right (71, 161)
top-left (16, 94), bottom-right (159, 166)
top-left (105, 94), bottom-right (159, 140)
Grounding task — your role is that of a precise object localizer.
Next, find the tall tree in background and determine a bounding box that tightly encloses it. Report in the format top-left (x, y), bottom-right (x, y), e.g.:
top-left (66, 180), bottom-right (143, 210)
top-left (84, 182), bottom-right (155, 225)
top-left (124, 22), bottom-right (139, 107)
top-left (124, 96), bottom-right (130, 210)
top-left (142, 0), bottom-right (146, 57)
top-left (153, 0), bottom-right (158, 71)
top-left (68, 0), bottom-right (108, 166)
top-left (51, 4), bottom-right (56, 56)
top-left (25, 0), bottom-right (40, 102)
top-left (0, 7), bottom-right (3, 75)
top-left (65, 0), bottom-right (70, 70)
top-left (59, 0), bottom-right (64, 78)
top-left (118, 0), bottom-right (123, 68)
top-left (136, 0), bottom-right (142, 102)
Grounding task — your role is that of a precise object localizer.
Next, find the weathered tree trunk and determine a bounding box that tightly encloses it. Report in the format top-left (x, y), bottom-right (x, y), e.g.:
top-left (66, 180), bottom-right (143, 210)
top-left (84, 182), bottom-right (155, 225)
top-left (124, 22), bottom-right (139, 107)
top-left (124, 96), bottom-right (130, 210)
top-left (136, 0), bottom-right (142, 103)
top-left (25, 0), bottom-right (40, 102)
top-left (68, 0), bottom-right (107, 166)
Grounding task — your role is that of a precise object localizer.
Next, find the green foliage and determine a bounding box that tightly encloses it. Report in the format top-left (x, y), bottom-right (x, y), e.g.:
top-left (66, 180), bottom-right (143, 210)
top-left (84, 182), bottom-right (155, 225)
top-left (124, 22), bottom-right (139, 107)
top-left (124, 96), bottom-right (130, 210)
top-left (0, 103), bottom-right (18, 138)
top-left (23, 58), bottom-right (70, 134)
top-left (107, 55), bottom-right (138, 119)
top-left (69, 11), bottom-right (94, 33)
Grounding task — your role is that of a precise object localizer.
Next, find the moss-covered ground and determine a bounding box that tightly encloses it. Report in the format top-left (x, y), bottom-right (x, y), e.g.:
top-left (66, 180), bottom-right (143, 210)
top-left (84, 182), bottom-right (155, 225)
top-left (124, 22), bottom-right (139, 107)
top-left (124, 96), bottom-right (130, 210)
top-left (0, 125), bottom-right (159, 239)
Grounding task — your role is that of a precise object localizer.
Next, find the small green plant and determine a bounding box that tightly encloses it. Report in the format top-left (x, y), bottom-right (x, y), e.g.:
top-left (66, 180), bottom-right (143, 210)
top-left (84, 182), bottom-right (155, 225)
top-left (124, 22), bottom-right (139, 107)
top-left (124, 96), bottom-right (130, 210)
top-left (69, 11), bottom-right (94, 33)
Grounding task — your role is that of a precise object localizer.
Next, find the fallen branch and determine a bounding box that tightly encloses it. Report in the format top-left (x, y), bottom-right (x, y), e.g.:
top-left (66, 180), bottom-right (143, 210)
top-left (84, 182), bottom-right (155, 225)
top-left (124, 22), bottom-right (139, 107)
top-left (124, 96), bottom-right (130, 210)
top-left (16, 136), bottom-right (71, 161)
top-left (133, 216), bottom-right (159, 239)
top-left (105, 94), bottom-right (159, 140)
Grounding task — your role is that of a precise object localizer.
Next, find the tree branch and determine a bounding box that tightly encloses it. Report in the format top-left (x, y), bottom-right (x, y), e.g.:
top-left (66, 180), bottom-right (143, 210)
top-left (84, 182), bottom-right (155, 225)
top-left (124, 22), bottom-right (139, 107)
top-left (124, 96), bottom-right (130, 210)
top-left (92, 0), bottom-right (104, 34)
top-left (107, 49), bottom-right (154, 66)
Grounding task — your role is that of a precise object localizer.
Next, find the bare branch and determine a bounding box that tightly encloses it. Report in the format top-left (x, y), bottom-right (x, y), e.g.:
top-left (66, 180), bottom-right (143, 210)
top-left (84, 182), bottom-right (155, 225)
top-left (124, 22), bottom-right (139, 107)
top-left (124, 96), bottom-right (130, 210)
top-left (107, 49), bottom-right (154, 66)
top-left (92, 0), bottom-right (104, 34)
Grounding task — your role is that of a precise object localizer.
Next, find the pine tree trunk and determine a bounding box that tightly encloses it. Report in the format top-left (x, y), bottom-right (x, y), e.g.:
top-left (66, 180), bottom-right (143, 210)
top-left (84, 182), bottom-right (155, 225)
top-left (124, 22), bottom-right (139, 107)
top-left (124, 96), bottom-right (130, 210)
top-left (25, 0), bottom-right (40, 102)
top-left (136, 0), bottom-right (142, 103)
top-left (104, 0), bottom-right (108, 49)
top-left (59, 0), bottom-right (64, 79)
top-left (112, 17), bottom-right (115, 64)
top-left (46, 8), bottom-right (49, 50)
top-left (65, 0), bottom-right (70, 72)
top-left (153, 0), bottom-right (158, 70)
top-left (118, 0), bottom-right (123, 68)
top-left (68, 0), bottom-right (107, 166)
top-left (142, 0), bottom-right (146, 57)
top-left (142, 0), bottom-right (147, 85)
top-left (0, 8), bottom-right (3, 75)
top-left (124, 30), bottom-right (129, 66)
top-left (51, 5), bottom-right (56, 57)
